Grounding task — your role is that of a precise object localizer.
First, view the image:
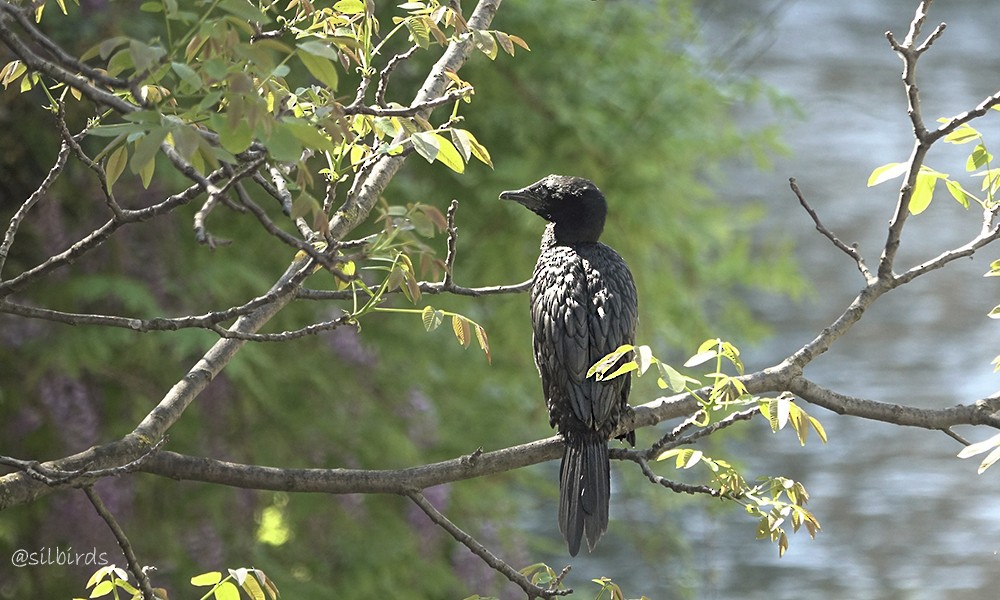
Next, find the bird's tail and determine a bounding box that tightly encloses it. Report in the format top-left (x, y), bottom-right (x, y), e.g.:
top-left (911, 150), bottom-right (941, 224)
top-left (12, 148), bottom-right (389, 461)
top-left (558, 433), bottom-right (610, 556)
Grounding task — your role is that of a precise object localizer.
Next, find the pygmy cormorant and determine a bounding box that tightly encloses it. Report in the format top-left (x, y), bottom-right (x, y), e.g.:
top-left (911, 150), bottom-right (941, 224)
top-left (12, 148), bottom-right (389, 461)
top-left (500, 175), bottom-right (638, 556)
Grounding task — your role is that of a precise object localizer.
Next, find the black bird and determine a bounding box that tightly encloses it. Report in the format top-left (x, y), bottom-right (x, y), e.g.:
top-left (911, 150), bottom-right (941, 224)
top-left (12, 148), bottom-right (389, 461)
top-left (500, 175), bottom-right (638, 555)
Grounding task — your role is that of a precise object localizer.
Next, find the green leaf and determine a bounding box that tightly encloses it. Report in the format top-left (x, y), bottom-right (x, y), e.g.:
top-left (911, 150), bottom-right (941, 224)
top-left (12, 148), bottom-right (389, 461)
top-left (297, 49), bottom-right (339, 91)
top-left (944, 122), bottom-right (980, 144)
top-left (411, 131), bottom-right (440, 163)
top-left (984, 259), bottom-right (1000, 277)
top-left (867, 162), bottom-right (907, 187)
top-left (89, 579), bottom-right (114, 598)
top-left (433, 134), bottom-right (465, 173)
top-left (218, 0), bottom-right (267, 22)
top-left (171, 61), bottom-right (201, 90)
top-left (334, 0), bottom-right (365, 14)
top-left (297, 40), bottom-right (339, 60)
top-left (967, 143), bottom-right (992, 171)
top-left (129, 127), bottom-right (167, 174)
top-left (218, 116), bottom-right (254, 154)
top-left (659, 362), bottom-right (696, 392)
top-left (214, 581), bottom-right (241, 600)
top-left (472, 30), bottom-right (497, 60)
top-left (191, 572), bottom-right (223, 587)
top-left (241, 574), bottom-right (267, 600)
top-left (944, 179), bottom-right (971, 208)
top-left (989, 305), bottom-right (1000, 319)
top-left (451, 128), bottom-right (492, 168)
top-left (105, 145), bottom-right (128, 187)
top-left (908, 170), bottom-right (938, 215)
top-left (421, 306), bottom-right (443, 331)
top-left (602, 360), bottom-right (638, 381)
top-left (283, 119), bottom-right (337, 153)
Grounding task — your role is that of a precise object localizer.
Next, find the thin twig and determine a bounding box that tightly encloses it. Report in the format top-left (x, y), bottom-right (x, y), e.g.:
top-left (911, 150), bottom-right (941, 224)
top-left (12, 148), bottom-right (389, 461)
top-left (405, 490), bottom-right (571, 599)
top-left (443, 199), bottom-right (459, 289)
top-left (0, 138), bottom-right (71, 278)
top-left (83, 486), bottom-right (157, 600)
top-left (376, 45), bottom-right (419, 108)
top-left (789, 178), bottom-right (871, 279)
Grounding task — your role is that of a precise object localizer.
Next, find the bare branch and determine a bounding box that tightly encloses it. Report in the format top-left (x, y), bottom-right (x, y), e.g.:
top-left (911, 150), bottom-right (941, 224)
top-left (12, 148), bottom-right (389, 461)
top-left (407, 490), bottom-right (571, 599)
top-left (443, 199), bottom-right (459, 289)
top-left (789, 177), bottom-right (872, 280)
top-left (0, 137), bottom-right (70, 278)
top-left (83, 486), bottom-right (157, 600)
top-left (788, 376), bottom-right (1000, 430)
top-left (376, 45), bottom-right (419, 108)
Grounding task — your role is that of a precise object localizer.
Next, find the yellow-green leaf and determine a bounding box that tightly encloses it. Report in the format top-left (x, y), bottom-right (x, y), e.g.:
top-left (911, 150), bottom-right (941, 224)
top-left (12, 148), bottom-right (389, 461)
top-left (808, 415), bottom-right (827, 443)
top-left (867, 162), bottom-right (908, 187)
top-left (452, 315), bottom-right (471, 347)
top-left (944, 122), bottom-right (980, 144)
top-left (191, 572), bottom-right (223, 587)
top-left (474, 323), bottom-right (491, 364)
top-left (89, 580), bottom-right (114, 598)
top-left (908, 170), bottom-right (938, 215)
top-left (434, 134), bottom-right (465, 173)
top-left (334, 0), bottom-right (365, 14)
top-left (105, 145), bottom-right (128, 187)
top-left (421, 306), bottom-right (443, 332)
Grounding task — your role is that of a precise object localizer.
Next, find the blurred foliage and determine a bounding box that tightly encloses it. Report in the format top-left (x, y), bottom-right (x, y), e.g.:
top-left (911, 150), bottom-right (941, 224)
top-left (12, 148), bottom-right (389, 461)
top-left (0, 0), bottom-right (802, 598)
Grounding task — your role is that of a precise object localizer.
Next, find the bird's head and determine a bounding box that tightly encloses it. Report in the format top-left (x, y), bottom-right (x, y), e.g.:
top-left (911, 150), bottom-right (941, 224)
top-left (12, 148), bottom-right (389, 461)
top-left (499, 175), bottom-right (607, 244)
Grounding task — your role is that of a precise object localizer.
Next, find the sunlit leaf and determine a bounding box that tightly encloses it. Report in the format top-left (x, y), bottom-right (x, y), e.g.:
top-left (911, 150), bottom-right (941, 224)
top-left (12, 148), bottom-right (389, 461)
top-left (334, 0), bottom-right (365, 14)
top-left (636, 345), bottom-right (654, 374)
top-left (978, 445), bottom-right (1000, 474)
top-left (957, 432), bottom-right (1000, 458)
top-left (967, 143), bottom-right (992, 171)
top-left (683, 350), bottom-right (716, 368)
top-left (866, 162), bottom-right (907, 187)
top-left (410, 130), bottom-right (439, 163)
top-left (452, 315), bottom-right (471, 347)
top-left (89, 580), bottom-right (114, 598)
top-left (214, 581), bottom-right (241, 600)
top-left (944, 122), bottom-right (980, 144)
top-left (474, 323), bottom-right (491, 364)
top-left (808, 415), bottom-right (827, 443)
top-left (421, 305), bottom-right (443, 332)
top-left (908, 170), bottom-right (938, 215)
top-left (945, 179), bottom-right (973, 208)
top-left (191, 572), bottom-right (223, 586)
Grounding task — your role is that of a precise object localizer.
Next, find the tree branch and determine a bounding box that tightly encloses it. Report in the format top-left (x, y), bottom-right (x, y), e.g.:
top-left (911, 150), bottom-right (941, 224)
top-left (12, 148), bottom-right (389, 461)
top-left (789, 177), bottom-right (872, 280)
top-left (406, 490), bottom-right (571, 599)
top-left (83, 486), bottom-right (157, 600)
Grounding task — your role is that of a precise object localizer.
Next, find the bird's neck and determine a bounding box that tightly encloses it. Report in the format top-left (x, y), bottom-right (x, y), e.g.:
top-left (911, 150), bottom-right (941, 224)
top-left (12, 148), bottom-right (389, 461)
top-left (543, 221), bottom-right (603, 247)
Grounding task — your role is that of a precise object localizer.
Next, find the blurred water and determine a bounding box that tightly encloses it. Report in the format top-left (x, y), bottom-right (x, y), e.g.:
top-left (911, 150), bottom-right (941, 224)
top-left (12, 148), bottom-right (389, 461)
top-left (696, 2), bottom-right (1000, 599)
top-left (544, 2), bottom-right (1000, 599)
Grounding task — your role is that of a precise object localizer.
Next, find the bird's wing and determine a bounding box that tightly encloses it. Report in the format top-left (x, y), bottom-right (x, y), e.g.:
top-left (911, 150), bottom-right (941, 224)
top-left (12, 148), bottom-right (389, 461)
top-left (583, 244), bottom-right (638, 429)
top-left (532, 245), bottom-right (595, 429)
top-left (531, 244), bottom-right (638, 434)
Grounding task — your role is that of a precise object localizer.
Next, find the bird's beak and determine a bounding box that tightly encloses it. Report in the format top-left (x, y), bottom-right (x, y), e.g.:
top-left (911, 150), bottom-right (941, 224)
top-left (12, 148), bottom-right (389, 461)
top-left (499, 186), bottom-right (542, 210)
